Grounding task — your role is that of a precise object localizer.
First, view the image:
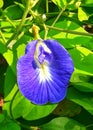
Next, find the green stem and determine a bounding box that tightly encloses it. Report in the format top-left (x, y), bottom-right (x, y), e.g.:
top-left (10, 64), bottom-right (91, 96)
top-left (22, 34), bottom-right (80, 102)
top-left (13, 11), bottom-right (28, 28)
top-left (46, 0), bottom-right (49, 13)
top-left (5, 16), bottom-right (16, 28)
top-left (43, 24), bottom-right (49, 39)
top-left (9, 89), bottom-right (19, 120)
top-left (2, 23), bottom-right (93, 37)
top-left (0, 30), bottom-right (7, 43)
top-left (44, 4), bottom-right (67, 39)
top-left (9, 89), bottom-right (32, 129)
top-left (46, 25), bottom-right (93, 37)
top-left (9, 89), bottom-right (31, 130)
top-left (7, 0), bottom-right (31, 48)
top-left (51, 4), bottom-right (67, 27)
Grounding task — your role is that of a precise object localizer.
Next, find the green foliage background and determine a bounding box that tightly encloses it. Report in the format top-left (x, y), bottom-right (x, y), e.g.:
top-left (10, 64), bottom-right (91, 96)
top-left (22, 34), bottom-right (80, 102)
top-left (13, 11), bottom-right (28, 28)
top-left (0, 0), bottom-right (93, 129)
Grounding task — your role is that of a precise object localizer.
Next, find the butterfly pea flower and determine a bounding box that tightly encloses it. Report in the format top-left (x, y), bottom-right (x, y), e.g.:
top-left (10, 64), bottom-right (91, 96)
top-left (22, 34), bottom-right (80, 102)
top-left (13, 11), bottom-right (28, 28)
top-left (17, 40), bottom-right (74, 105)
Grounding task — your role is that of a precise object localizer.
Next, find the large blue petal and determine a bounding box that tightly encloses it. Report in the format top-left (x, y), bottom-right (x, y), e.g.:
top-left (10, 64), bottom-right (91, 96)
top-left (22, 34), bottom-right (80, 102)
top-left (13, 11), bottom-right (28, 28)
top-left (43, 40), bottom-right (74, 103)
top-left (17, 40), bottom-right (74, 105)
top-left (17, 53), bottom-right (48, 105)
top-left (25, 40), bottom-right (38, 55)
top-left (44, 39), bottom-right (74, 83)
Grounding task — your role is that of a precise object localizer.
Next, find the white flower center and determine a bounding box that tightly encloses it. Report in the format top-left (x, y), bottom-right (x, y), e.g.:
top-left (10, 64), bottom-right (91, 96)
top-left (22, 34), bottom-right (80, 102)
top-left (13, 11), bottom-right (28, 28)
top-left (39, 64), bottom-right (52, 82)
top-left (34, 40), bottom-right (52, 82)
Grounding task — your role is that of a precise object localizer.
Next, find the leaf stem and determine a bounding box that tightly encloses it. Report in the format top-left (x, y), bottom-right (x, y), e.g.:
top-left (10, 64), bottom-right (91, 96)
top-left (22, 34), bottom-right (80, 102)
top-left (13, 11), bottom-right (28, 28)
top-left (46, 25), bottom-right (93, 37)
top-left (6, 0), bottom-right (31, 49)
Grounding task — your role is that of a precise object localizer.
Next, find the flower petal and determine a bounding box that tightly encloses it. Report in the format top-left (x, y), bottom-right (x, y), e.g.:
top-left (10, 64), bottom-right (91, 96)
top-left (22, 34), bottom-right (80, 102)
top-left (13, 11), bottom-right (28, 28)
top-left (17, 40), bottom-right (74, 105)
top-left (44, 39), bottom-right (74, 84)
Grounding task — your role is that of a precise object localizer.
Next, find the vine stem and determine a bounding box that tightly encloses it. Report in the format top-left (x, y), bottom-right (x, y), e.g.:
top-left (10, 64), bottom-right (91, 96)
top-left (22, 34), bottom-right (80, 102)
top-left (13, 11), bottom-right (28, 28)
top-left (6, 0), bottom-right (31, 49)
top-left (46, 0), bottom-right (49, 13)
top-left (9, 89), bottom-right (19, 120)
top-left (51, 4), bottom-right (67, 27)
top-left (9, 89), bottom-right (35, 129)
top-left (44, 4), bottom-right (67, 39)
top-left (46, 25), bottom-right (93, 37)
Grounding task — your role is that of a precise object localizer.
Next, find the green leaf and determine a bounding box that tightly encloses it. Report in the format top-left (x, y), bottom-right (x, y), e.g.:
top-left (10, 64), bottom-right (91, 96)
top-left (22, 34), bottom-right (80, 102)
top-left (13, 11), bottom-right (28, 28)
top-left (81, 0), bottom-right (93, 7)
top-left (70, 70), bottom-right (91, 83)
top-left (51, 0), bottom-right (66, 8)
top-left (53, 99), bottom-right (81, 117)
top-left (16, 43), bottom-right (26, 58)
top-left (12, 91), bottom-right (32, 119)
top-left (73, 82), bottom-right (93, 92)
top-left (0, 0), bottom-right (3, 8)
top-left (0, 116), bottom-right (21, 130)
top-left (0, 114), bottom-right (5, 123)
top-left (0, 43), bottom-right (7, 54)
top-left (3, 84), bottom-right (18, 116)
top-left (23, 103), bottom-right (57, 120)
top-left (3, 35), bottom-right (30, 74)
top-left (4, 5), bottom-right (23, 20)
top-left (4, 86), bottom-right (57, 120)
top-left (0, 54), bottom-right (8, 94)
top-left (3, 49), bottom-right (13, 66)
top-left (78, 7), bottom-right (89, 21)
top-left (69, 46), bottom-right (93, 75)
top-left (40, 117), bottom-right (86, 130)
top-left (47, 20), bottom-right (92, 49)
top-left (12, 91), bottom-right (57, 120)
top-left (67, 87), bottom-right (93, 115)
top-left (4, 67), bottom-right (16, 97)
top-left (51, 0), bottom-right (73, 8)
top-left (3, 49), bottom-right (16, 73)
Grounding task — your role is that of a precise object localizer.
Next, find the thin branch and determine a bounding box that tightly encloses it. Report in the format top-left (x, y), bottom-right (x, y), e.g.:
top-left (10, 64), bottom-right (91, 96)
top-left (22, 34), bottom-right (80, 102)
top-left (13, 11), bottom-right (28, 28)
top-left (46, 25), bottom-right (93, 37)
top-left (9, 89), bottom-right (32, 129)
top-left (46, 0), bottom-right (49, 13)
top-left (43, 4), bottom-right (67, 39)
top-left (5, 16), bottom-right (16, 28)
top-left (51, 4), bottom-right (67, 27)
top-left (9, 89), bottom-right (19, 120)
top-left (7, 0), bottom-right (31, 49)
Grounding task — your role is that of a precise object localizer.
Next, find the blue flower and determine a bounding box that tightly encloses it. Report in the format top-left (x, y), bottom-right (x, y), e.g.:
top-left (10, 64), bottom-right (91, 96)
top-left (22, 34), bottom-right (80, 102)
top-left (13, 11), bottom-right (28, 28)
top-left (17, 40), bottom-right (74, 105)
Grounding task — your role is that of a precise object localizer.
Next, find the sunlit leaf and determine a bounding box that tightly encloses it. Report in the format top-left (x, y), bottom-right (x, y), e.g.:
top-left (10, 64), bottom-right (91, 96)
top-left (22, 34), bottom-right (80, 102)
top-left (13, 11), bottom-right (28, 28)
top-left (0, 0), bottom-right (3, 8)
top-left (69, 46), bottom-right (93, 75)
top-left (3, 86), bottom-right (57, 120)
top-left (78, 7), bottom-right (89, 21)
top-left (23, 102), bottom-right (57, 120)
top-left (47, 20), bottom-right (92, 49)
top-left (51, 0), bottom-right (66, 7)
top-left (12, 91), bottom-right (57, 120)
